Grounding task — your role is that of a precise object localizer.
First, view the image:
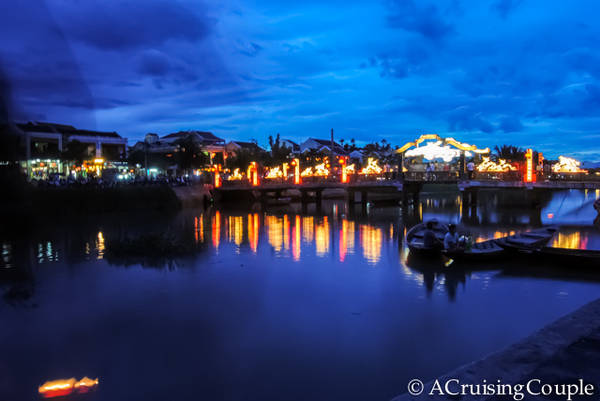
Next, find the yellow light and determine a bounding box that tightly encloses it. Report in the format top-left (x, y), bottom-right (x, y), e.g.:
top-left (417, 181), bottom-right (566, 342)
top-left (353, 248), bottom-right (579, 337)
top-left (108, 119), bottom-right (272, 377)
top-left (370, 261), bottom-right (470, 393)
top-left (301, 163), bottom-right (329, 177)
top-left (476, 156), bottom-right (517, 172)
top-left (525, 148), bottom-right (534, 183)
top-left (265, 166), bottom-right (283, 179)
top-left (293, 158), bottom-right (301, 184)
top-left (93, 158), bottom-right (104, 164)
top-left (552, 156), bottom-right (587, 173)
top-left (39, 377), bottom-right (99, 398)
top-left (228, 168), bottom-right (243, 180)
top-left (340, 157), bottom-right (348, 183)
top-left (397, 134), bottom-right (490, 154)
top-left (359, 158), bottom-right (383, 175)
top-left (248, 162), bottom-right (259, 186)
top-left (74, 377), bottom-right (99, 394)
top-left (214, 167), bottom-right (221, 188)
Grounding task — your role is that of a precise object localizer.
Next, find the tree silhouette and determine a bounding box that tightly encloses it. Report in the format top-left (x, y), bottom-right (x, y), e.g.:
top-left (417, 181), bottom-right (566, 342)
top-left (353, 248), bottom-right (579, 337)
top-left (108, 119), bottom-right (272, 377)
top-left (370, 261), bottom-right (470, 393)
top-left (494, 145), bottom-right (526, 162)
top-left (268, 133), bottom-right (292, 165)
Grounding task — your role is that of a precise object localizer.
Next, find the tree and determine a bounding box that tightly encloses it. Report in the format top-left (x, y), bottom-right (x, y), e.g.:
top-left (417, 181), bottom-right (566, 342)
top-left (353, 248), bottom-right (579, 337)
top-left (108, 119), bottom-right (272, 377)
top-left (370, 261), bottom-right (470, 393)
top-left (61, 140), bottom-right (90, 165)
top-left (268, 133), bottom-right (292, 165)
top-left (494, 145), bottom-right (526, 162)
top-left (174, 135), bottom-right (206, 173)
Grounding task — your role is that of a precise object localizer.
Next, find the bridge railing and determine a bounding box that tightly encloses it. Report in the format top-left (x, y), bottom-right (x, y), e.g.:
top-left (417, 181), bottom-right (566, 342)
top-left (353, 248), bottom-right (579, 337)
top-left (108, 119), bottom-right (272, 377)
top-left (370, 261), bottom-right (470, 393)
top-left (473, 171), bottom-right (523, 181)
top-left (538, 173), bottom-right (600, 182)
top-left (220, 172), bottom-right (401, 188)
top-left (404, 171), bottom-right (459, 182)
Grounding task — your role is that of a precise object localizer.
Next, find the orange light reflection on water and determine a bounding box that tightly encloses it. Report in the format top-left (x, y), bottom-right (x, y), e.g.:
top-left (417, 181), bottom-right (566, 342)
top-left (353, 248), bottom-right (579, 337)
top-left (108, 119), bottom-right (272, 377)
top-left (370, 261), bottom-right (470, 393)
top-left (212, 211), bottom-right (221, 250)
top-left (551, 231), bottom-right (588, 249)
top-left (292, 215), bottom-right (301, 261)
top-left (360, 225), bottom-right (383, 265)
top-left (315, 217), bottom-right (330, 257)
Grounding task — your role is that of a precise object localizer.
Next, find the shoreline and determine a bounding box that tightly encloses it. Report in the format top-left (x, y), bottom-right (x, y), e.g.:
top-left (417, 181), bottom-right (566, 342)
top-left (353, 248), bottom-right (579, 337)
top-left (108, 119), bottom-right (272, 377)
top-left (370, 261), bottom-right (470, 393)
top-left (391, 297), bottom-right (600, 400)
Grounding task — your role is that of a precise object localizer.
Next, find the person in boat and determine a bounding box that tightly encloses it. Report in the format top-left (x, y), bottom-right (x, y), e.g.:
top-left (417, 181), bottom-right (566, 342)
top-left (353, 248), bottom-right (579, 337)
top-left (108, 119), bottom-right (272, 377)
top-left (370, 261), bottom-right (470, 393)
top-left (443, 224), bottom-right (460, 251)
top-left (423, 221), bottom-right (442, 249)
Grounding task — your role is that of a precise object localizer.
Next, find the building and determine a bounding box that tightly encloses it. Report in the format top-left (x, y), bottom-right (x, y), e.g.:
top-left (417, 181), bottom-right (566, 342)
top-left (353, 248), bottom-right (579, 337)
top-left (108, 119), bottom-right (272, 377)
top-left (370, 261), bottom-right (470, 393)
top-left (280, 139), bottom-right (300, 153)
top-left (131, 130), bottom-right (226, 175)
top-left (16, 121), bottom-right (128, 179)
top-left (225, 140), bottom-right (265, 157)
top-left (300, 138), bottom-right (346, 155)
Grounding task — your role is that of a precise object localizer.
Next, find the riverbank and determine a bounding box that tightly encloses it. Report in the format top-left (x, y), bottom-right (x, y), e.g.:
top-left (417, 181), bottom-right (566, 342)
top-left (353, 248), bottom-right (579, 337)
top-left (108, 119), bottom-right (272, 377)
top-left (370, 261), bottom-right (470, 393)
top-left (391, 297), bottom-right (600, 400)
top-left (0, 182), bottom-right (187, 220)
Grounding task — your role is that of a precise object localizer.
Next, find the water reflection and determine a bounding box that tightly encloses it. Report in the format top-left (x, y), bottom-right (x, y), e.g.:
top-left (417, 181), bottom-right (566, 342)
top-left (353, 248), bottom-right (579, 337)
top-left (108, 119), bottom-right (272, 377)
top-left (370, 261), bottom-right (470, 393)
top-left (1, 190), bottom-right (599, 305)
top-left (2, 190), bottom-right (600, 401)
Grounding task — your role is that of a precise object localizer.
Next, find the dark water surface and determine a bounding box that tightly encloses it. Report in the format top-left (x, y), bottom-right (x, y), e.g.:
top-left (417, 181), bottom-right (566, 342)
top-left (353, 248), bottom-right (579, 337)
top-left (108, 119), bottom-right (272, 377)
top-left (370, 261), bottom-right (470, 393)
top-left (1, 190), bottom-right (599, 401)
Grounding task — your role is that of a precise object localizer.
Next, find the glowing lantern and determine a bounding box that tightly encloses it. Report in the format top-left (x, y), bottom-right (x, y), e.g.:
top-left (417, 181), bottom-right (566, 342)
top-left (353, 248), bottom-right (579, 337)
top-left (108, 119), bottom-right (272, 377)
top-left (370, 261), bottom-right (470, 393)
top-left (301, 167), bottom-right (313, 177)
top-left (340, 157), bottom-right (348, 183)
top-left (74, 377), bottom-right (99, 394)
top-left (291, 158), bottom-right (301, 184)
top-left (405, 141), bottom-right (467, 162)
top-left (283, 162), bottom-right (289, 178)
top-left (301, 163), bottom-right (329, 177)
top-left (476, 156), bottom-right (517, 172)
top-left (229, 168), bottom-right (243, 180)
top-left (265, 166), bottom-right (283, 179)
top-left (552, 156), bottom-right (587, 173)
top-left (359, 158), bottom-right (383, 175)
top-left (249, 162), bottom-right (259, 186)
top-left (39, 379), bottom-right (76, 398)
top-left (524, 148), bottom-right (534, 183)
top-left (214, 165), bottom-right (221, 188)
top-left (39, 377), bottom-right (98, 398)
top-left (314, 163), bottom-right (329, 176)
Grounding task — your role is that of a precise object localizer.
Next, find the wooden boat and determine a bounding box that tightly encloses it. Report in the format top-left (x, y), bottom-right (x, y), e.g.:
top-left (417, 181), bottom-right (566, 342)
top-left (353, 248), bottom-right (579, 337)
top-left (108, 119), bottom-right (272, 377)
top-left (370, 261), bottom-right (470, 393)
top-left (495, 227), bottom-right (557, 252)
top-left (406, 220), bottom-right (448, 257)
top-left (443, 238), bottom-right (505, 262)
top-left (536, 246), bottom-right (600, 268)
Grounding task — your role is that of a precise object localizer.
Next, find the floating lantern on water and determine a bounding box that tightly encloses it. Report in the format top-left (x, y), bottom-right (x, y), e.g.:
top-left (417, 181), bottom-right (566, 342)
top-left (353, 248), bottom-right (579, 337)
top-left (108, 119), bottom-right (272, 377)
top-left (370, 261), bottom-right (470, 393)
top-left (476, 156), bottom-right (517, 172)
top-left (359, 158), bottom-right (383, 175)
top-left (552, 156), bottom-right (587, 173)
top-left (74, 377), bottom-right (99, 394)
top-left (39, 377), bottom-right (98, 398)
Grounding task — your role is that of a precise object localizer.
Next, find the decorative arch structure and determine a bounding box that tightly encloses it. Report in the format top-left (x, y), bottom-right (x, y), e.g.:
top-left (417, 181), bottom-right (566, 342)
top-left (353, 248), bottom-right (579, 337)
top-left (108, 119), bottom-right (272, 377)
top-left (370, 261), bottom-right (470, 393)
top-left (396, 134), bottom-right (490, 155)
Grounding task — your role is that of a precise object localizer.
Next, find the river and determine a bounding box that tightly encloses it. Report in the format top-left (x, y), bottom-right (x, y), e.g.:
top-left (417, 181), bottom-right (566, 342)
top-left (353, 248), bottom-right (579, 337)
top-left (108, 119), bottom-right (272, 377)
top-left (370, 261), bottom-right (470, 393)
top-left (1, 189), bottom-right (599, 401)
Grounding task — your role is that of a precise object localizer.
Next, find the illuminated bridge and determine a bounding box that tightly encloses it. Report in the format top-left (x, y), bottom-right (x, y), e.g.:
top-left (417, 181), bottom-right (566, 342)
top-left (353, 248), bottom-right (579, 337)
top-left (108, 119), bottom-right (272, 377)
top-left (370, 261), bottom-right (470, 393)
top-left (210, 134), bottom-right (600, 206)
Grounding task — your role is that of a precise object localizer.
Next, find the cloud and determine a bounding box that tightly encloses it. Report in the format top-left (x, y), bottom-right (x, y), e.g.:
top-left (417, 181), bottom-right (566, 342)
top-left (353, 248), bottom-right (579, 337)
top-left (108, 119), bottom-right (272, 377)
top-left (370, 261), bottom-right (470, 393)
top-left (447, 107), bottom-right (495, 133)
top-left (55, 0), bottom-right (211, 51)
top-left (492, 0), bottom-right (524, 19)
top-left (387, 0), bottom-right (454, 41)
top-left (138, 50), bottom-right (171, 77)
top-left (499, 116), bottom-right (523, 132)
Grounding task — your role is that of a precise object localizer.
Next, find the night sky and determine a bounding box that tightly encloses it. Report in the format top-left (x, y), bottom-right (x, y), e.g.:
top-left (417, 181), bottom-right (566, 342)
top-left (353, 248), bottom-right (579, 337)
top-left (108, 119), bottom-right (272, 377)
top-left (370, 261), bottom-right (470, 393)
top-left (2, 0), bottom-right (600, 159)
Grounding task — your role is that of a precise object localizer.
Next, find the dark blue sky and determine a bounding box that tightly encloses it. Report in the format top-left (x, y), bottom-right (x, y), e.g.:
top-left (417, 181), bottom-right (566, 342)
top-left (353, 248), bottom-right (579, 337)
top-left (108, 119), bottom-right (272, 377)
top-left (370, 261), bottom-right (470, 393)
top-left (2, 0), bottom-right (600, 159)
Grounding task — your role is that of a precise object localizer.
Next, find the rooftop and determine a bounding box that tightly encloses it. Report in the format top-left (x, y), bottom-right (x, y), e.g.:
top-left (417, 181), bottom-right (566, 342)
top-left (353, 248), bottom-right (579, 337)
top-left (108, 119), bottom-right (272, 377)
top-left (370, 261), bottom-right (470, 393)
top-left (17, 121), bottom-right (122, 138)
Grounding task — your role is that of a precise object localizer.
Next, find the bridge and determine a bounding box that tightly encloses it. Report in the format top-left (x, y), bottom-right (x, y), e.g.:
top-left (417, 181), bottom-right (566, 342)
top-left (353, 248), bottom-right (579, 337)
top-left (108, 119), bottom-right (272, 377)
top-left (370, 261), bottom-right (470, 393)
top-left (212, 171), bottom-right (600, 207)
